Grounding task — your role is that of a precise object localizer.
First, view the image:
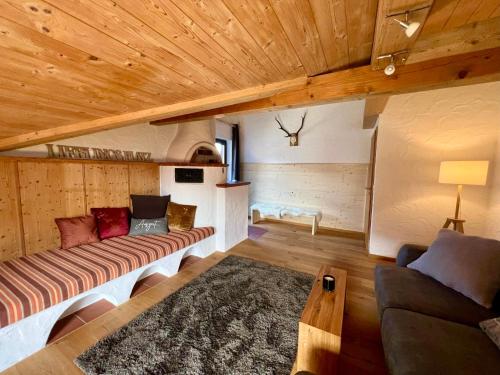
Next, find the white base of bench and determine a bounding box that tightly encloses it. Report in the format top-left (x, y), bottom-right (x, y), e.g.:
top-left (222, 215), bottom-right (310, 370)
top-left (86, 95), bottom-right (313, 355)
top-left (251, 209), bottom-right (319, 235)
top-left (0, 235), bottom-right (215, 372)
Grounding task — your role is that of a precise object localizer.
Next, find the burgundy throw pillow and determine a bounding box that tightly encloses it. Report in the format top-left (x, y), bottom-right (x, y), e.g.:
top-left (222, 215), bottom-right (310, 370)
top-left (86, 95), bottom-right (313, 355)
top-left (91, 207), bottom-right (130, 240)
top-left (55, 215), bottom-right (99, 250)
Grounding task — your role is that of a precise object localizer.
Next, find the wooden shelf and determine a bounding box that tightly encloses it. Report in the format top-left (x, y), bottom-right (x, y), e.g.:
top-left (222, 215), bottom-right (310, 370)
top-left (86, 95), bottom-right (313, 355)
top-left (159, 162), bottom-right (228, 167)
top-left (216, 181), bottom-right (250, 188)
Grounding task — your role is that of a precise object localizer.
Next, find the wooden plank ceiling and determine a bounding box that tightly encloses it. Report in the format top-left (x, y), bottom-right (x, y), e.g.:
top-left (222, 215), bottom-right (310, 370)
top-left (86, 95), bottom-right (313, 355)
top-left (0, 0), bottom-right (499, 147)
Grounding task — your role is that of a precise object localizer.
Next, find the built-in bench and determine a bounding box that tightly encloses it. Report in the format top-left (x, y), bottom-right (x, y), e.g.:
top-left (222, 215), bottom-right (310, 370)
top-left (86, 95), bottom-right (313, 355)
top-left (250, 203), bottom-right (322, 235)
top-left (0, 227), bottom-right (215, 371)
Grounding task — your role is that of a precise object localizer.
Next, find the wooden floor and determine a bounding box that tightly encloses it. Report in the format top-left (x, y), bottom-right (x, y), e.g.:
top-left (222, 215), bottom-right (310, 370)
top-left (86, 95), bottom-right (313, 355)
top-left (3, 222), bottom-right (391, 375)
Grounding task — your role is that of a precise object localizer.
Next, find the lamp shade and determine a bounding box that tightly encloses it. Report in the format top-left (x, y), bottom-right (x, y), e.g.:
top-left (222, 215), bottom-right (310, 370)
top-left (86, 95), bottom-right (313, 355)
top-left (439, 161), bottom-right (489, 186)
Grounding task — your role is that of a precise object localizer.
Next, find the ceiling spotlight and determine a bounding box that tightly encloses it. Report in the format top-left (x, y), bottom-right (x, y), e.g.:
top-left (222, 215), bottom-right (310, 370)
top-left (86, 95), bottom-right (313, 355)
top-left (376, 51), bottom-right (408, 76)
top-left (384, 58), bottom-right (396, 76)
top-left (393, 12), bottom-right (420, 38)
top-left (386, 5), bottom-right (431, 38)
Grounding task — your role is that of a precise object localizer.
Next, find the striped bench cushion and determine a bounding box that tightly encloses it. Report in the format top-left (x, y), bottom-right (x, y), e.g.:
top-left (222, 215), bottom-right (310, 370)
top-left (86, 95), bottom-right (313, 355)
top-left (0, 227), bottom-right (214, 328)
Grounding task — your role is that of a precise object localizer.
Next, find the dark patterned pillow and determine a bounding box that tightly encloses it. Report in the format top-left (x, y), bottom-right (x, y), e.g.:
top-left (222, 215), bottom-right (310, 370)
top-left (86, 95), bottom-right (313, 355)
top-left (130, 195), bottom-right (170, 219)
top-left (480, 317), bottom-right (500, 350)
top-left (129, 218), bottom-right (168, 236)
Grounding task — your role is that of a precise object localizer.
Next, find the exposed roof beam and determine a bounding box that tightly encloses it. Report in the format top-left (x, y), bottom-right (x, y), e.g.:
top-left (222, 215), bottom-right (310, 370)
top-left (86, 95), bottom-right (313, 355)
top-left (363, 95), bottom-right (390, 129)
top-left (1, 47), bottom-right (500, 150)
top-left (152, 47), bottom-right (500, 125)
top-left (0, 77), bottom-right (306, 151)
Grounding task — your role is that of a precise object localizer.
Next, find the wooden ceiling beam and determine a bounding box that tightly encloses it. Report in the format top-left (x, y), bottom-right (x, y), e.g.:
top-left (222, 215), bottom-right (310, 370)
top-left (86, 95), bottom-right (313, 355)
top-left (371, 0), bottom-right (434, 70)
top-left (363, 95), bottom-right (390, 129)
top-left (0, 77), bottom-right (306, 151)
top-left (1, 47), bottom-right (500, 150)
top-left (152, 47), bottom-right (500, 126)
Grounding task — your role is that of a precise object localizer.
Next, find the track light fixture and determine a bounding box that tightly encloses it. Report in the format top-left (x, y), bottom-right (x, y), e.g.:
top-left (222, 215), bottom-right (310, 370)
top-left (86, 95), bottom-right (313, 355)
top-left (376, 51), bottom-right (408, 76)
top-left (386, 5), bottom-right (431, 38)
top-left (394, 11), bottom-right (420, 38)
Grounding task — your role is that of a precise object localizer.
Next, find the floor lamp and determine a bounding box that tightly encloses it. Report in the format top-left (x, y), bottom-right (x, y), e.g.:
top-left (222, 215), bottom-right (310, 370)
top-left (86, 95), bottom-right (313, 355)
top-left (439, 161), bottom-right (489, 233)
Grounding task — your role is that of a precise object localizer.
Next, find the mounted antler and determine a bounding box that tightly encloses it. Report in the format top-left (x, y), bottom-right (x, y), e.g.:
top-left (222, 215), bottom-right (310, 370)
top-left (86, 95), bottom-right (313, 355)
top-left (275, 116), bottom-right (291, 137)
top-left (275, 112), bottom-right (307, 146)
top-left (296, 111), bottom-right (307, 134)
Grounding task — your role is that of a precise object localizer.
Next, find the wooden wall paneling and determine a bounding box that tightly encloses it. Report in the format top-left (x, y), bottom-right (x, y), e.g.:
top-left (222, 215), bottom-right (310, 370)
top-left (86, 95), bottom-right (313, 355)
top-left (128, 164), bottom-right (160, 196)
top-left (309, 0), bottom-right (350, 71)
top-left (0, 1), bottom-right (194, 103)
top-left (84, 164), bottom-right (130, 212)
top-left (0, 160), bottom-right (24, 260)
top-left (269, 0), bottom-right (328, 76)
top-left (221, 0), bottom-right (305, 78)
top-left (18, 161), bottom-right (85, 254)
top-left (370, 0), bottom-right (433, 70)
top-left (242, 163), bottom-right (369, 231)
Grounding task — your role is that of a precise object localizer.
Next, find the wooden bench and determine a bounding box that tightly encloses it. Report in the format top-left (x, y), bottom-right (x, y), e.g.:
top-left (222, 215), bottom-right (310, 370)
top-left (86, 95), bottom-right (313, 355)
top-left (250, 203), bottom-right (322, 235)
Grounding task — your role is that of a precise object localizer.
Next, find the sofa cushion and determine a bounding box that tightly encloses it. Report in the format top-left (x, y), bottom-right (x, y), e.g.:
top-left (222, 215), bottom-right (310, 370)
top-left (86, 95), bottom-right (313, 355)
top-left (0, 227), bottom-right (215, 328)
top-left (375, 265), bottom-right (497, 327)
top-left (396, 244), bottom-right (427, 267)
top-left (408, 229), bottom-right (500, 308)
top-left (381, 308), bottom-right (500, 375)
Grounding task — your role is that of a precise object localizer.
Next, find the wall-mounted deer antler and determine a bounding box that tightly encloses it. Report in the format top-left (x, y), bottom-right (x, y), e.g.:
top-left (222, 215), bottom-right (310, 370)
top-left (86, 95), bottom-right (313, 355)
top-left (275, 111), bottom-right (307, 146)
top-left (275, 116), bottom-right (291, 137)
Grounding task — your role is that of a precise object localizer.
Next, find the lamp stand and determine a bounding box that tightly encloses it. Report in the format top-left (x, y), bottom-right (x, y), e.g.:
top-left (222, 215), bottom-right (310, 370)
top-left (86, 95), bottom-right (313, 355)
top-left (443, 184), bottom-right (465, 233)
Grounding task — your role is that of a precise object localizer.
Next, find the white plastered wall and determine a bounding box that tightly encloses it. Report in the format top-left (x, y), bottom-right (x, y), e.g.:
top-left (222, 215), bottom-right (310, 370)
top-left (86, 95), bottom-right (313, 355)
top-left (370, 81), bottom-right (500, 257)
top-left (0, 120), bottom-right (219, 163)
top-left (0, 123), bottom-right (178, 161)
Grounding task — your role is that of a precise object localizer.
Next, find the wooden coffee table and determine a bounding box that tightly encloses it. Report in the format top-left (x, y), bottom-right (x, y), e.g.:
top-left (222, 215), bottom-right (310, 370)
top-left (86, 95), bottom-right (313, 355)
top-left (293, 266), bottom-right (347, 375)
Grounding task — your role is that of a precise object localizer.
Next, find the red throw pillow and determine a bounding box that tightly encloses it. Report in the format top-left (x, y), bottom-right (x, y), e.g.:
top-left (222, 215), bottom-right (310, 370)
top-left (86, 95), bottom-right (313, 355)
top-left (55, 215), bottom-right (99, 250)
top-left (91, 207), bottom-right (130, 240)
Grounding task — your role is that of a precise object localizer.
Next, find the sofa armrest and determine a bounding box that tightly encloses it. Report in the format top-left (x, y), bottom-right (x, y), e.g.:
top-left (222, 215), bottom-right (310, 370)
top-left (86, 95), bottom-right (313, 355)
top-left (396, 244), bottom-right (428, 267)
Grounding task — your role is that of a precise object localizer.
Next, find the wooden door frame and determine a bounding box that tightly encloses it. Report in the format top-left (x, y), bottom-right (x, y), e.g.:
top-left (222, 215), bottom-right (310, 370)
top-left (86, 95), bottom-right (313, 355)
top-left (364, 127), bottom-right (378, 250)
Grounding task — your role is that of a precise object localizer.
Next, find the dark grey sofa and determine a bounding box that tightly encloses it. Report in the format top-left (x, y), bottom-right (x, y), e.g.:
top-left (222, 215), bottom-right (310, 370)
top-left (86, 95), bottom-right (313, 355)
top-left (375, 244), bottom-right (500, 375)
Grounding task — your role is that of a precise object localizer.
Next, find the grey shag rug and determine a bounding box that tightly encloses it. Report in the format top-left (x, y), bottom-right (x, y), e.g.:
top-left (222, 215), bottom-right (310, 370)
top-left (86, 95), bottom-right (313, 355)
top-left (75, 255), bottom-right (314, 375)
